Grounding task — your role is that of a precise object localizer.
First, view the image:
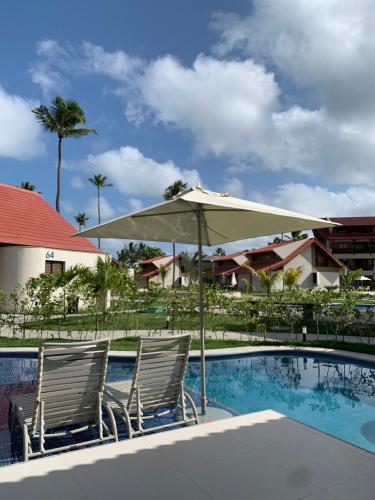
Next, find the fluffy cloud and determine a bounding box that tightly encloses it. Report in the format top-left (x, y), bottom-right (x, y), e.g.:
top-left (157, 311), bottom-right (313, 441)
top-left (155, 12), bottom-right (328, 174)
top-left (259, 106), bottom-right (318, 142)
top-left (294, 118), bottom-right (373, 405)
top-left (221, 177), bottom-right (245, 198)
top-left (138, 55), bottom-right (280, 157)
top-left (71, 176), bottom-right (84, 189)
top-left (30, 40), bottom-right (143, 96)
top-left (31, 36), bottom-right (375, 186)
top-left (0, 86), bottom-right (45, 160)
top-left (85, 195), bottom-right (116, 222)
top-left (252, 183), bottom-right (375, 218)
top-left (128, 198), bottom-right (143, 211)
top-left (212, 0), bottom-right (375, 120)
top-left (83, 146), bottom-right (201, 198)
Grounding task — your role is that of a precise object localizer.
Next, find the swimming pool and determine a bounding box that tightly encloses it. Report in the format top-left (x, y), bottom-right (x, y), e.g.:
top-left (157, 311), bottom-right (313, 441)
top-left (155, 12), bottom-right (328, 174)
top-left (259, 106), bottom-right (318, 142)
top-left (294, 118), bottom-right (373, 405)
top-left (0, 350), bottom-right (375, 466)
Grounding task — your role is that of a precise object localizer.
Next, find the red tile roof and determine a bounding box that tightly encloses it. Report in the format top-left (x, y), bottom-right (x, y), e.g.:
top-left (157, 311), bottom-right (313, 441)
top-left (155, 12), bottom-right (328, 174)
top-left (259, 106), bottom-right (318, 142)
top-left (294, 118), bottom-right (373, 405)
top-left (324, 216), bottom-right (375, 225)
top-left (210, 238), bottom-right (345, 276)
top-left (0, 183), bottom-right (102, 253)
top-left (211, 251), bottom-right (248, 261)
top-left (140, 255), bottom-right (172, 264)
top-left (261, 238), bottom-right (345, 272)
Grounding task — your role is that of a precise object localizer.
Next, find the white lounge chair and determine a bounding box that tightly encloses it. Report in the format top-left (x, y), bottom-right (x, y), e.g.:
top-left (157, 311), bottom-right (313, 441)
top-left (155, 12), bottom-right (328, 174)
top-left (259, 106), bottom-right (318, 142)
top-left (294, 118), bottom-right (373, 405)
top-left (104, 334), bottom-right (199, 438)
top-left (10, 339), bottom-right (116, 461)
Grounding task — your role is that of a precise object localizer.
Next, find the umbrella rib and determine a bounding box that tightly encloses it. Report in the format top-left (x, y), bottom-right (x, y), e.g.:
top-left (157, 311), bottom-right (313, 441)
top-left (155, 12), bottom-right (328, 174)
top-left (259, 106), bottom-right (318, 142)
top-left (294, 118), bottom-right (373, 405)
top-left (132, 209), bottom-right (195, 218)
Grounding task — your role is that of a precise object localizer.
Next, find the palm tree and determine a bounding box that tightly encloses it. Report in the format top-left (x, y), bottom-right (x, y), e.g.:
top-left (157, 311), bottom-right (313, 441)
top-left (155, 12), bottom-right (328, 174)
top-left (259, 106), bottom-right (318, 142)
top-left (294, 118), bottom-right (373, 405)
top-left (163, 180), bottom-right (187, 288)
top-left (74, 212), bottom-right (90, 232)
top-left (20, 181), bottom-right (36, 191)
top-left (213, 247), bottom-right (226, 256)
top-left (340, 268), bottom-right (364, 291)
top-left (32, 96), bottom-right (96, 213)
top-left (158, 264), bottom-right (168, 287)
top-left (257, 270), bottom-right (283, 296)
top-left (117, 242), bottom-right (139, 268)
top-left (117, 242), bottom-right (165, 267)
top-left (283, 267), bottom-right (303, 290)
top-left (88, 174), bottom-right (112, 249)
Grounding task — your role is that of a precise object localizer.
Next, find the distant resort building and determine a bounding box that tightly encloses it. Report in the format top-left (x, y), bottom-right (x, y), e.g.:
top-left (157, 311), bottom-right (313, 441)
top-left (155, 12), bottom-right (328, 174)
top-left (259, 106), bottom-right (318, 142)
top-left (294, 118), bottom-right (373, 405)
top-left (137, 255), bottom-right (188, 289)
top-left (0, 183), bottom-right (103, 298)
top-left (313, 217), bottom-right (375, 281)
top-left (209, 238), bottom-right (345, 291)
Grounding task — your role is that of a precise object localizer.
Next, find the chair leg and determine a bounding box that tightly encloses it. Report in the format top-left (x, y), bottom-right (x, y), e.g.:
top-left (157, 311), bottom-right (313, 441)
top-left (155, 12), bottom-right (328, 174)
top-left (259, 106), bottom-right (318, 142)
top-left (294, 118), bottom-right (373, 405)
top-left (23, 423), bottom-right (29, 462)
top-left (123, 407), bottom-right (133, 439)
top-left (184, 391), bottom-right (199, 424)
top-left (105, 404), bottom-right (118, 442)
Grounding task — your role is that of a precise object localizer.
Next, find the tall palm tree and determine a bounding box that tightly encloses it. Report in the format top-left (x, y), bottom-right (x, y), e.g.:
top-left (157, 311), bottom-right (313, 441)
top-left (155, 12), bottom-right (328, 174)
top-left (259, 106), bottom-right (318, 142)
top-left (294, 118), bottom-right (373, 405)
top-left (88, 174), bottom-right (112, 249)
top-left (74, 212), bottom-right (90, 232)
top-left (163, 180), bottom-right (187, 288)
top-left (340, 268), bottom-right (364, 291)
top-left (20, 181), bottom-right (36, 191)
top-left (283, 267), bottom-right (303, 291)
top-left (32, 96), bottom-right (96, 213)
top-left (257, 270), bottom-right (283, 297)
top-left (158, 264), bottom-right (168, 287)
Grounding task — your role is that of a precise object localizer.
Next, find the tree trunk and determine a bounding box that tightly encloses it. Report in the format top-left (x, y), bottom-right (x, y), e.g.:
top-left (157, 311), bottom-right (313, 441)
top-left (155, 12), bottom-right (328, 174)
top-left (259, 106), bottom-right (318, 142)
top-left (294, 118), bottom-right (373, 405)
top-left (56, 137), bottom-right (63, 212)
top-left (97, 186), bottom-right (101, 249)
top-left (172, 242), bottom-right (176, 288)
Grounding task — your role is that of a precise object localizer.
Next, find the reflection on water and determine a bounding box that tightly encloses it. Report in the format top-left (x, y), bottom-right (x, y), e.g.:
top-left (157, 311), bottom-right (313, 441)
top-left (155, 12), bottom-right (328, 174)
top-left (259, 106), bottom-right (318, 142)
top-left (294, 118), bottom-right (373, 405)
top-left (185, 354), bottom-right (375, 453)
top-left (0, 353), bottom-right (374, 455)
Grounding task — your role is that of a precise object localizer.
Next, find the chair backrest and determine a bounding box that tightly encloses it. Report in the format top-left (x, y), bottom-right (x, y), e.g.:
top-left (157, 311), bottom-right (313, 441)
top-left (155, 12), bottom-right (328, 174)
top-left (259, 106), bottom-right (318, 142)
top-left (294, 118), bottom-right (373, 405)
top-left (128, 335), bottom-right (191, 413)
top-left (32, 339), bottom-right (110, 432)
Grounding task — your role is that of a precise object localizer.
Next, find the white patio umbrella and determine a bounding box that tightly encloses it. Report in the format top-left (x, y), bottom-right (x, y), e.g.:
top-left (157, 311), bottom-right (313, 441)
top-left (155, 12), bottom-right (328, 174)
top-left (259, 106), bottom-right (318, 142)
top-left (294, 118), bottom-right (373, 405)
top-left (356, 276), bottom-right (371, 281)
top-left (231, 272), bottom-right (237, 287)
top-left (77, 186), bottom-right (338, 414)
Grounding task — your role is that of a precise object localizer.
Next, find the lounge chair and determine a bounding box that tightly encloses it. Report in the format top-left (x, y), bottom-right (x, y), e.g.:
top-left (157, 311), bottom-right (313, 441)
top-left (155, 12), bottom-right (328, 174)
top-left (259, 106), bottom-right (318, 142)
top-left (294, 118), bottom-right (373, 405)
top-left (104, 334), bottom-right (199, 438)
top-left (9, 339), bottom-right (116, 461)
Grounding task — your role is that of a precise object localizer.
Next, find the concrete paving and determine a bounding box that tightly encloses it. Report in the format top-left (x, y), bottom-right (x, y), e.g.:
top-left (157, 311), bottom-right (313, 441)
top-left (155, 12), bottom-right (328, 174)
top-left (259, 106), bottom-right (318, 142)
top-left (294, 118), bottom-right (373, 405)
top-left (2, 326), bottom-right (375, 344)
top-left (1, 410), bottom-right (374, 499)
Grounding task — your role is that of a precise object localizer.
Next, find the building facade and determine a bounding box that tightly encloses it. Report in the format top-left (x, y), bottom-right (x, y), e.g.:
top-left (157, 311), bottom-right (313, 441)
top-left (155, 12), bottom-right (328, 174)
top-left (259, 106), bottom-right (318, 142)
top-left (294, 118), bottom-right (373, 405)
top-left (0, 184), bottom-right (103, 302)
top-left (210, 238), bottom-right (345, 292)
top-left (313, 217), bottom-right (375, 282)
top-left (137, 255), bottom-right (188, 289)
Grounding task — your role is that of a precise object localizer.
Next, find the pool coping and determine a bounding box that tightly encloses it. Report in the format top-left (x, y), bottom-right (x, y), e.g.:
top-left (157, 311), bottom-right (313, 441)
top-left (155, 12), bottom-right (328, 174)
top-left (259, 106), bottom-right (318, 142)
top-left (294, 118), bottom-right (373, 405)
top-left (1, 344), bottom-right (375, 364)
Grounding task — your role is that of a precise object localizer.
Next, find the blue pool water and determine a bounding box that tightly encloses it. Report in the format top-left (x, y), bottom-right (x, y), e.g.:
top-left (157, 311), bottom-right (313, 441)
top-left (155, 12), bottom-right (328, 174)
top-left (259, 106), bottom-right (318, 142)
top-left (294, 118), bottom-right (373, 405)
top-left (1, 351), bottom-right (375, 465)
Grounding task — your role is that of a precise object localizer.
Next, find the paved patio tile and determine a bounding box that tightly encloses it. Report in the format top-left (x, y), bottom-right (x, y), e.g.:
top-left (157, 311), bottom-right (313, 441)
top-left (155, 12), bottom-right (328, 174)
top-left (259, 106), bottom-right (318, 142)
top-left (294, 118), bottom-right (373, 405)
top-left (325, 469), bottom-right (375, 500)
top-left (1, 410), bottom-right (375, 500)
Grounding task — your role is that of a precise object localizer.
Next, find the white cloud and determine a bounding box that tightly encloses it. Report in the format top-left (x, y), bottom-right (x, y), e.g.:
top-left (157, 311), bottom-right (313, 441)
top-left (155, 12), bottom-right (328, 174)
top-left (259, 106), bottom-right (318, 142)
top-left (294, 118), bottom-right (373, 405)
top-left (61, 200), bottom-right (76, 214)
top-left (31, 37), bottom-right (375, 187)
top-left (71, 176), bottom-right (84, 189)
top-left (0, 85), bottom-right (45, 160)
top-left (221, 177), bottom-right (245, 198)
top-left (138, 55), bottom-right (280, 157)
top-left (30, 40), bottom-right (143, 96)
top-left (212, 0), bottom-right (375, 120)
top-left (84, 146), bottom-right (201, 199)
top-left (86, 195), bottom-right (116, 222)
top-left (252, 183), bottom-right (375, 218)
top-left (128, 198), bottom-right (143, 211)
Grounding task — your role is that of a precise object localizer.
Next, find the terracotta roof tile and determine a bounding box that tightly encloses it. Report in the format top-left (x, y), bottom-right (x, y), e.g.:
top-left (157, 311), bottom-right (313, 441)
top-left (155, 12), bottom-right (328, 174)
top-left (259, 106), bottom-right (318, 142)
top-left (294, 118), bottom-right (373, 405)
top-left (0, 183), bottom-right (102, 253)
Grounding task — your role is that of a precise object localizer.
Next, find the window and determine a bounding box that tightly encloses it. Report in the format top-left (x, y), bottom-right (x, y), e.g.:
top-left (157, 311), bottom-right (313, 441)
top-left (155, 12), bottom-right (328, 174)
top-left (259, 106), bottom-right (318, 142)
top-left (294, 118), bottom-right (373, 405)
top-left (312, 272), bottom-right (319, 285)
top-left (45, 260), bottom-right (65, 275)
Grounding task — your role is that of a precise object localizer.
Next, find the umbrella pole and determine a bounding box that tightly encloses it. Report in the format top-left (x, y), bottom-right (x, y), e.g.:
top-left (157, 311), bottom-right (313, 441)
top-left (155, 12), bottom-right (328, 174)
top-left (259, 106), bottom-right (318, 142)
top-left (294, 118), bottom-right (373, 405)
top-left (197, 208), bottom-right (207, 415)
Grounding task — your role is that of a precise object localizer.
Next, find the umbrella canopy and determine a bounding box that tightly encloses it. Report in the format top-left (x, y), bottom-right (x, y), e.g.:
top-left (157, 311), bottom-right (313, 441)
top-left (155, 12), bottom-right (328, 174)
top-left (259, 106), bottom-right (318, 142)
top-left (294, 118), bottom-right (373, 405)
top-left (78, 186), bottom-right (338, 245)
top-left (231, 272), bottom-right (237, 287)
top-left (78, 186), bottom-right (339, 414)
top-left (356, 276), bottom-right (371, 281)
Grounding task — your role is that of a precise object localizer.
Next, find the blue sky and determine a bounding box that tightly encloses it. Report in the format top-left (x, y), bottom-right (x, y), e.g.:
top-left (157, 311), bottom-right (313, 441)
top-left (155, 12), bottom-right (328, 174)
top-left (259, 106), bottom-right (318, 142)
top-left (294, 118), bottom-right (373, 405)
top-left (1, 0), bottom-right (375, 255)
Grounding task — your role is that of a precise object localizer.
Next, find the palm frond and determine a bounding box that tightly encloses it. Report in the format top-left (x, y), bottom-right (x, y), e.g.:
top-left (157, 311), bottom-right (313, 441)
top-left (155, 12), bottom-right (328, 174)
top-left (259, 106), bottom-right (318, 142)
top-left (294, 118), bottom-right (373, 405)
top-left (64, 127), bottom-right (97, 138)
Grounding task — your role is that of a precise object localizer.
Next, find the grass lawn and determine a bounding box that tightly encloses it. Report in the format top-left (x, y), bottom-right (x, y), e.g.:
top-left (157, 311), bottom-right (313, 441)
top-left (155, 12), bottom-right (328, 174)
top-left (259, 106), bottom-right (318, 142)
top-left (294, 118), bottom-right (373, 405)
top-left (24, 311), bottom-right (320, 334)
top-left (1, 336), bottom-right (375, 356)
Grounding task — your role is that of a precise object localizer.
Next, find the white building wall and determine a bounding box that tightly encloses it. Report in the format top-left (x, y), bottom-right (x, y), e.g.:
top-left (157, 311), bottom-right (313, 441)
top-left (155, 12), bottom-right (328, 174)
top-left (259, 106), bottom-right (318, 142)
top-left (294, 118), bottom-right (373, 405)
top-left (251, 245), bottom-right (341, 292)
top-left (0, 245), bottom-right (103, 295)
top-left (140, 259), bottom-right (189, 289)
